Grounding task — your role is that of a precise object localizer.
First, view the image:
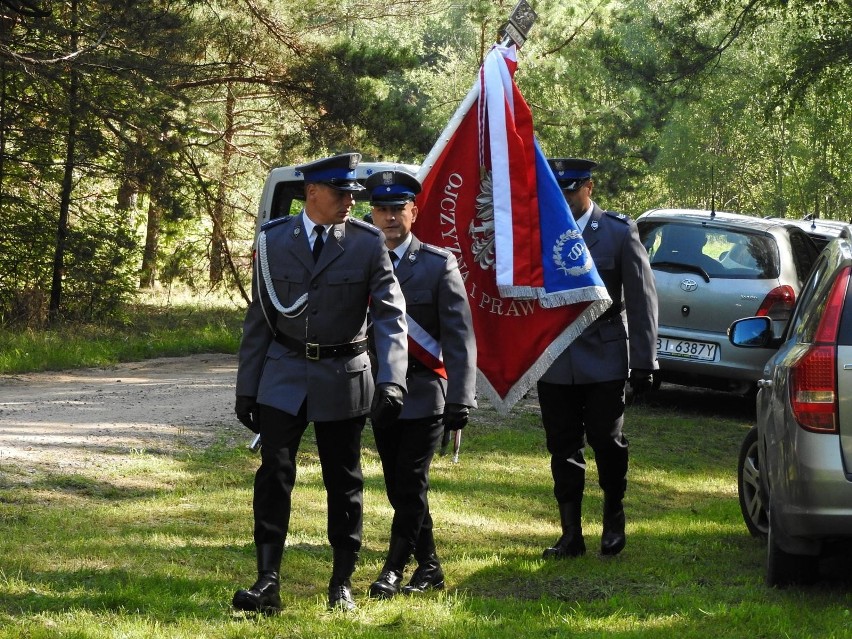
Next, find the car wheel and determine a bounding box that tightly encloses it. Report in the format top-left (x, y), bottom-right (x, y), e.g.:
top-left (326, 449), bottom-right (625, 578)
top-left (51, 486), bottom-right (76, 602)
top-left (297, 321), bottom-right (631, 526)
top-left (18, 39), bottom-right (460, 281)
top-left (737, 426), bottom-right (768, 538)
top-left (766, 508), bottom-right (818, 587)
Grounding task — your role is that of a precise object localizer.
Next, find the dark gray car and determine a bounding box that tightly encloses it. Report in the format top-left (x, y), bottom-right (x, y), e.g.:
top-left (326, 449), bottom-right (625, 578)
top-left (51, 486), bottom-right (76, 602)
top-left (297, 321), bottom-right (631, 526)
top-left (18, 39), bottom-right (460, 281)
top-left (731, 227), bottom-right (852, 586)
top-left (637, 209), bottom-right (820, 393)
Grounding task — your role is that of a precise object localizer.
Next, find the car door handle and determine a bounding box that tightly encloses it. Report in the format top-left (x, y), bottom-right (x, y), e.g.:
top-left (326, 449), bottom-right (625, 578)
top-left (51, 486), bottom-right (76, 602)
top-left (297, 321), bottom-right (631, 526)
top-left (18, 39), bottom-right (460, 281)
top-left (757, 379), bottom-right (772, 389)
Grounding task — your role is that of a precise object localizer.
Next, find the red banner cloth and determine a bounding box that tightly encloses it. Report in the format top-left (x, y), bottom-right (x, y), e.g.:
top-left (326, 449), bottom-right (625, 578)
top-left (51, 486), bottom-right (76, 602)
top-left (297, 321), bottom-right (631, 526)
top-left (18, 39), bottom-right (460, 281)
top-left (414, 47), bottom-right (610, 412)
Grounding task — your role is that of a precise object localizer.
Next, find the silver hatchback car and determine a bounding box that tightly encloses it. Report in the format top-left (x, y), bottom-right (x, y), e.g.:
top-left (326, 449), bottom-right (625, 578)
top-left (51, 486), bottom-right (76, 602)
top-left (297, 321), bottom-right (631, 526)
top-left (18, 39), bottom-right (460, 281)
top-left (731, 227), bottom-right (852, 586)
top-left (637, 209), bottom-right (821, 393)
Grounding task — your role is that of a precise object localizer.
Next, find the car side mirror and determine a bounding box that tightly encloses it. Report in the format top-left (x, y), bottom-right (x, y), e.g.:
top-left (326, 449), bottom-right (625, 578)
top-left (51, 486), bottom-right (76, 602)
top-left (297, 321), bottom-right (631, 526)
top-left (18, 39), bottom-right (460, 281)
top-left (728, 316), bottom-right (780, 349)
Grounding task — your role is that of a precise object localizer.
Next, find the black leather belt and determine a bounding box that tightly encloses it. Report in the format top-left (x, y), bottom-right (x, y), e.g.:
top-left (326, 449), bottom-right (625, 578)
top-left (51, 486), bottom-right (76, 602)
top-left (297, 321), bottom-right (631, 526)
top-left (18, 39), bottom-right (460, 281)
top-left (274, 332), bottom-right (368, 360)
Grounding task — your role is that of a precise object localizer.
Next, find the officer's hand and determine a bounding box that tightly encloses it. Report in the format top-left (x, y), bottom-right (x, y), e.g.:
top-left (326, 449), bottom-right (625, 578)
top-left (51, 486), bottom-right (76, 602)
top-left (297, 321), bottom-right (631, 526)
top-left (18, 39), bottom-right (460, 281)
top-left (370, 383), bottom-right (404, 429)
top-left (629, 370), bottom-right (655, 396)
top-left (235, 395), bottom-right (260, 433)
top-left (442, 403), bottom-right (470, 431)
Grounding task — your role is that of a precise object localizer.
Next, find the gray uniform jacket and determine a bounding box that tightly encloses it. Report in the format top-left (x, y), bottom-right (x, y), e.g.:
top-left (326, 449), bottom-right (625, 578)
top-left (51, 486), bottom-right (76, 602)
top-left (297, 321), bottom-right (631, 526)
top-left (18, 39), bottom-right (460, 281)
top-left (236, 212), bottom-right (408, 422)
top-left (540, 203), bottom-right (658, 385)
top-left (396, 236), bottom-right (478, 419)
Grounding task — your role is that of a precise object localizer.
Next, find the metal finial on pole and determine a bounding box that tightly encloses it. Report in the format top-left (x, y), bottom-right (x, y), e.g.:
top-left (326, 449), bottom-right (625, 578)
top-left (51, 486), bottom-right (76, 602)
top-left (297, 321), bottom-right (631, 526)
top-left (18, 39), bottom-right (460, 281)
top-left (498, 0), bottom-right (538, 48)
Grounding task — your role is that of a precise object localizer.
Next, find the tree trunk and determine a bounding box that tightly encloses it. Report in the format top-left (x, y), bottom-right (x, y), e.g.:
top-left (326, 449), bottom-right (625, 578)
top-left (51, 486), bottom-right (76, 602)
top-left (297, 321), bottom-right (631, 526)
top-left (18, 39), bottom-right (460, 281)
top-left (49, 0), bottom-right (79, 325)
top-left (139, 193), bottom-right (160, 289)
top-left (0, 64), bottom-right (6, 205)
top-left (209, 82), bottom-right (236, 286)
top-left (117, 142), bottom-right (140, 225)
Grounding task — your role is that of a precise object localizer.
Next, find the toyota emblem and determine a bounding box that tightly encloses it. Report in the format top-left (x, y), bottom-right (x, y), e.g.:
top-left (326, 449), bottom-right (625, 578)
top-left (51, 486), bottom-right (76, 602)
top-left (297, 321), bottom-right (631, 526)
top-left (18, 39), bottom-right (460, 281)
top-left (680, 278), bottom-right (698, 292)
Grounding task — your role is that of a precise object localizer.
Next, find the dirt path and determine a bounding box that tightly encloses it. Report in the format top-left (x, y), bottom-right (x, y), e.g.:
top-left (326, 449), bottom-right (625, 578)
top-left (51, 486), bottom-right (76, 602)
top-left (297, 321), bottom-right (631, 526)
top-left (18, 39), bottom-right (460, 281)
top-left (0, 353), bottom-right (241, 475)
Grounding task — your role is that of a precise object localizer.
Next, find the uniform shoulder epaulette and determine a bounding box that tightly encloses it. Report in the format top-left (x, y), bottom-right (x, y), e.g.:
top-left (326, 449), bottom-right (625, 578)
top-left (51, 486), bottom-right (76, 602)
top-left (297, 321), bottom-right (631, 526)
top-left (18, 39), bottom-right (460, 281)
top-left (604, 211), bottom-right (632, 225)
top-left (348, 217), bottom-right (381, 235)
top-left (419, 243), bottom-right (452, 258)
top-left (260, 215), bottom-right (292, 231)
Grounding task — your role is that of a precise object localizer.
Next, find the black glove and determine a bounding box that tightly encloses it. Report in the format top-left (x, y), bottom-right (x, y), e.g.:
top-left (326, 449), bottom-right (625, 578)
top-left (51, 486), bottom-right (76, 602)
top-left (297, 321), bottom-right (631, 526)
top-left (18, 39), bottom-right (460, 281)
top-left (370, 383), bottom-right (404, 429)
top-left (442, 403), bottom-right (470, 431)
top-left (629, 369), bottom-right (654, 396)
top-left (235, 395), bottom-right (260, 433)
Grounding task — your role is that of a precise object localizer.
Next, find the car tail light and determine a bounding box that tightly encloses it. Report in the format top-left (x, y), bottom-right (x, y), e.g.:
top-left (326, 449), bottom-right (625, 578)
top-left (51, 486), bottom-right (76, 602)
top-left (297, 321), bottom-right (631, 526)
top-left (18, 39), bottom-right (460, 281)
top-left (755, 285), bottom-right (796, 322)
top-left (788, 266), bottom-right (851, 433)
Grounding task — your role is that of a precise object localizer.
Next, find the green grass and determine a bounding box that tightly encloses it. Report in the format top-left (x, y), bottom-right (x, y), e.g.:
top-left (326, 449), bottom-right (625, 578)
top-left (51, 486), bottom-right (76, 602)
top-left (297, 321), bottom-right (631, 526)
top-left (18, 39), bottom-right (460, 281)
top-left (0, 291), bottom-right (244, 373)
top-left (2, 392), bottom-right (852, 638)
top-left (1, 297), bottom-right (851, 637)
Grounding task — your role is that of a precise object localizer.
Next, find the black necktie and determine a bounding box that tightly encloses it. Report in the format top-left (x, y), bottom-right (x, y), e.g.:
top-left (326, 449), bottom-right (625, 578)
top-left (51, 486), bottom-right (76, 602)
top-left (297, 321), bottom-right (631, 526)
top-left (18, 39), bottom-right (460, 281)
top-left (312, 226), bottom-right (325, 262)
top-left (389, 250), bottom-right (399, 269)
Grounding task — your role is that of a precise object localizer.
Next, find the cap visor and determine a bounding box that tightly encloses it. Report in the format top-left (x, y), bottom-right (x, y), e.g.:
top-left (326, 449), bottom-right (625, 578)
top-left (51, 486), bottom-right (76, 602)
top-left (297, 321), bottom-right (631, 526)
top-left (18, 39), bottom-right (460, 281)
top-left (559, 178), bottom-right (588, 192)
top-left (370, 198), bottom-right (411, 206)
top-left (324, 180), bottom-right (366, 192)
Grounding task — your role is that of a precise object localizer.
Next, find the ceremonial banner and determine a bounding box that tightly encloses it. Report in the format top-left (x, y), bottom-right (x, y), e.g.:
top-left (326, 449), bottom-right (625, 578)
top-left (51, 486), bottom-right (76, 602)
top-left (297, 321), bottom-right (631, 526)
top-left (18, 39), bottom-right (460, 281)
top-left (415, 45), bottom-right (611, 413)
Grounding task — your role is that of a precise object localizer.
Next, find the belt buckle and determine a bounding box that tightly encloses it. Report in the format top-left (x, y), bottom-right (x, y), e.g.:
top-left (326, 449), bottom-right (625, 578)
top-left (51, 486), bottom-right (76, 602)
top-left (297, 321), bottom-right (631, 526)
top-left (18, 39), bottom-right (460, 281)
top-left (305, 342), bottom-right (320, 360)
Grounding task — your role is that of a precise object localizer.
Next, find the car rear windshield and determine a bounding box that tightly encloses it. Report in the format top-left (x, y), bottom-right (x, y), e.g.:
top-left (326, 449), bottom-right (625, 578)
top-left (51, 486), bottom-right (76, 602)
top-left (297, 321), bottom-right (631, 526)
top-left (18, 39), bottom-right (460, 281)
top-left (639, 222), bottom-right (780, 279)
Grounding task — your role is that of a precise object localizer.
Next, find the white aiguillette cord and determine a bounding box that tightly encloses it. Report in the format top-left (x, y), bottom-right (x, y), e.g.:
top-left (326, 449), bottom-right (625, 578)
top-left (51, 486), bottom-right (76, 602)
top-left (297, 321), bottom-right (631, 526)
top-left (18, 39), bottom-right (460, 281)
top-left (256, 231), bottom-right (308, 326)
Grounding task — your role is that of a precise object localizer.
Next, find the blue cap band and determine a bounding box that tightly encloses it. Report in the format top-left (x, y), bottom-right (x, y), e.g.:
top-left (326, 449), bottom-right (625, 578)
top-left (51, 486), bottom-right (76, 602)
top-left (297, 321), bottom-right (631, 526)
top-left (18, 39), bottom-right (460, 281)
top-left (300, 167), bottom-right (358, 183)
top-left (371, 184), bottom-right (416, 199)
top-left (558, 168), bottom-right (592, 180)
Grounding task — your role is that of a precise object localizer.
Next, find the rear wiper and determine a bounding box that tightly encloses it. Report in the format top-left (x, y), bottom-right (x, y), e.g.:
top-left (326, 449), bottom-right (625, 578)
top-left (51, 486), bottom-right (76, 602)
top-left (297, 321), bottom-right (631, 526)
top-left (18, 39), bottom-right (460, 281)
top-left (650, 261), bottom-right (711, 283)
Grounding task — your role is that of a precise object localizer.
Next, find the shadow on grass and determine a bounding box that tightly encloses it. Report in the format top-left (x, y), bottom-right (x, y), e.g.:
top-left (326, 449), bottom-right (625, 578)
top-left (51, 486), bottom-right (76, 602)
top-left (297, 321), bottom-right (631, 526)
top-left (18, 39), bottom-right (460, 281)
top-left (0, 567), bottom-right (226, 618)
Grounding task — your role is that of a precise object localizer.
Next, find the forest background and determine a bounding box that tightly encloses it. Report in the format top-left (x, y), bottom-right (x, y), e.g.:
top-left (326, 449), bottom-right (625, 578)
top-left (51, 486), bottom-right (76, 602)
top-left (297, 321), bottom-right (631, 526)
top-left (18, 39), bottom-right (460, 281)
top-left (1, 0), bottom-right (849, 328)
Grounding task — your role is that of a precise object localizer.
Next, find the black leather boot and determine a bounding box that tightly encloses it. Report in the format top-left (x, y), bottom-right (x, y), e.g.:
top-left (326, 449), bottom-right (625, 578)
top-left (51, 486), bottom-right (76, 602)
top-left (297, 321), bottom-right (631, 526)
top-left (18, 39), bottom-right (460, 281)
top-left (402, 554), bottom-right (445, 594)
top-left (601, 496), bottom-right (626, 556)
top-left (402, 528), bottom-right (444, 594)
top-left (369, 535), bottom-right (412, 599)
top-left (328, 547), bottom-right (358, 611)
top-left (232, 544), bottom-right (283, 614)
top-left (542, 502), bottom-right (586, 559)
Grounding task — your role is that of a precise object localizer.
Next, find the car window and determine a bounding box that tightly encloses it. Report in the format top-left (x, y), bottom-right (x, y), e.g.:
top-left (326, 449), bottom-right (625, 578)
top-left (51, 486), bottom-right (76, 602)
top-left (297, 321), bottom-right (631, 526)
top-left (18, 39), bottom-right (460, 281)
top-left (838, 274), bottom-right (852, 347)
top-left (270, 181), bottom-right (305, 219)
top-left (787, 254), bottom-right (832, 343)
top-left (267, 179), bottom-right (378, 223)
top-left (808, 235), bottom-right (833, 251)
top-left (640, 222), bottom-right (779, 278)
top-left (788, 229), bottom-right (820, 286)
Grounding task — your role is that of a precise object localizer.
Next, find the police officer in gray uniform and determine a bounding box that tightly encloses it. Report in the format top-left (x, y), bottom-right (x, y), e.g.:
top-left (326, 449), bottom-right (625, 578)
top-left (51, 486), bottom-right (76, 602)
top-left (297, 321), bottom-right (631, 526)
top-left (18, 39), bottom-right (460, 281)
top-left (233, 153), bottom-right (408, 614)
top-left (538, 158), bottom-right (657, 559)
top-left (364, 169), bottom-right (477, 599)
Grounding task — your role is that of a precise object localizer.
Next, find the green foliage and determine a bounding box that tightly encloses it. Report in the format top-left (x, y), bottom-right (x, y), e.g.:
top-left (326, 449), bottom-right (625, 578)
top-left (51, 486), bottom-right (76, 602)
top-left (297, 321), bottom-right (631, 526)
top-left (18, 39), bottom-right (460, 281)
top-left (2, 0), bottom-right (852, 320)
top-left (566, 0), bottom-right (852, 218)
top-left (0, 297), bottom-right (243, 373)
top-left (520, 1), bottom-right (664, 200)
top-left (59, 209), bottom-right (140, 324)
top-left (276, 40), bottom-right (430, 158)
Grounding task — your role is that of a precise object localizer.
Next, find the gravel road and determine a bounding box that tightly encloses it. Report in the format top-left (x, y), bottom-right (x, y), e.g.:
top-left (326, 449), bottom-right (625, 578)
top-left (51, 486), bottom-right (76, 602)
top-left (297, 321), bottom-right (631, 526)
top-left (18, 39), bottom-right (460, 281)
top-left (0, 353), bottom-right (241, 475)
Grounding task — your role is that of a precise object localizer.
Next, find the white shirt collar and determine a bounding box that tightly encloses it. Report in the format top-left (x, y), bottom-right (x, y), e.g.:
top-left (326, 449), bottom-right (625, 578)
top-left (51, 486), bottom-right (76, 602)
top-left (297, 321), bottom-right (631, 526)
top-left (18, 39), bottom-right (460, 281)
top-left (389, 234), bottom-right (414, 263)
top-left (302, 211), bottom-right (330, 247)
top-left (575, 201), bottom-right (595, 232)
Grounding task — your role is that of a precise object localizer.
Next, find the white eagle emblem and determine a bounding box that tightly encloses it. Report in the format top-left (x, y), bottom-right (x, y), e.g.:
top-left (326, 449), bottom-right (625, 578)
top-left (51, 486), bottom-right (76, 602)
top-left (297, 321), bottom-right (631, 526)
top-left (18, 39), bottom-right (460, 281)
top-left (469, 171), bottom-right (496, 270)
